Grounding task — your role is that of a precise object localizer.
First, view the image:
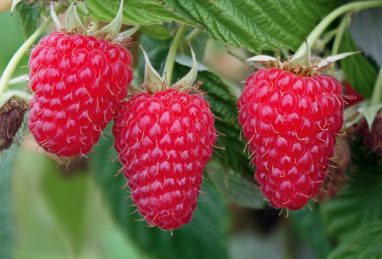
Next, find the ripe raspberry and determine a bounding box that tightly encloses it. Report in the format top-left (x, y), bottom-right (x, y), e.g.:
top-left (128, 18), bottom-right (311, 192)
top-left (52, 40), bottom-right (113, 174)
top-left (28, 32), bottom-right (133, 156)
top-left (113, 88), bottom-right (216, 230)
top-left (343, 81), bottom-right (364, 107)
top-left (238, 68), bottom-right (344, 210)
top-left (0, 97), bottom-right (27, 152)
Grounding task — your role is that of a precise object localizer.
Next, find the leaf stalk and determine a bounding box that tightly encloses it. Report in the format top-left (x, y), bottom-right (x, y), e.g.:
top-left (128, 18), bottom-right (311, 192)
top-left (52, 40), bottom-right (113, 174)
top-left (162, 25), bottom-right (186, 85)
top-left (295, 0), bottom-right (382, 56)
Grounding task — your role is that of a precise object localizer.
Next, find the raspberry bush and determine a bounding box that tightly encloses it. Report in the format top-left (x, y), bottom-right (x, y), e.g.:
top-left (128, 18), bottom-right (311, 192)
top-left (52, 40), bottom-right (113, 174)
top-left (1, 0), bottom-right (382, 258)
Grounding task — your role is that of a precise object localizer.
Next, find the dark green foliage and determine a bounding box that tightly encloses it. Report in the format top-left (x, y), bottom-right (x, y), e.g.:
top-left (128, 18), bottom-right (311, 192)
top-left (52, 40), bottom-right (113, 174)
top-left (16, 1), bottom-right (42, 38)
top-left (339, 29), bottom-right (378, 98)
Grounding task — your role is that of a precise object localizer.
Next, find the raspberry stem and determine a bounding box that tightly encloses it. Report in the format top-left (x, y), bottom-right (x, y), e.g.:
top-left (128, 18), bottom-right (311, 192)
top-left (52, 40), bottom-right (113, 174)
top-left (0, 17), bottom-right (51, 95)
top-left (295, 0), bottom-right (382, 56)
top-left (162, 25), bottom-right (186, 86)
top-left (371, 68), bottom-right (382, 106)
top-left (185, 28), bottom-right (201, 42)
top-left (331, 13), bottom-right (351, 56)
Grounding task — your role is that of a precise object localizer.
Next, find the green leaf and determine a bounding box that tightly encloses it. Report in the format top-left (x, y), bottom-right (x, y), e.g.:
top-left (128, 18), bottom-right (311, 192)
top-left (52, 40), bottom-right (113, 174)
top-left (207, 161), bottom-right (264, 209)
top-left (289, 207), bottom-right (332, 259)
top-left (85, 0), bottom-right (194, 26)
top-left (86, 0), bottom-right (336, 52)
top-left (0, 149), bottom-right (15, 259)
top-left (321, 162), bottom-right (382, 241)
top-left (16, 0), bottom-right (41, 38)
top-left (141, 25), bottom-right (172, 40)
top-left (339, 29), bottom-right (378, 98)
top-left (162, 0), bottom-right (337, 52)
top-left (40, 166), bottom-right (89, 255)
top-left (328, 222), bottom-right (382, 259)
top-left (90, 128), bottom-right (229, 259)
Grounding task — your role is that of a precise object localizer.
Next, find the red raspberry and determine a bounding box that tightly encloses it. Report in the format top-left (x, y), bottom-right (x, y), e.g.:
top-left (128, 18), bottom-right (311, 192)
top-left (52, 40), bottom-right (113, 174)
top-left (238, 68), bottom-right (344, 210)
top-left (343, 81), bottom-right (364, 107)
top-left (113, 88), bottom-right (216, 230)
top-left (28, 32), bottom-right (133, 156)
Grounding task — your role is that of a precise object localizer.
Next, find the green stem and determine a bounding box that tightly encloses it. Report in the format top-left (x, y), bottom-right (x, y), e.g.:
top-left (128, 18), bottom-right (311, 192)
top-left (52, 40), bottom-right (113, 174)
top-left (318, 28), bottom-right (338, 48)
top-left (162, 25), bottom-right (186, 84)
top-left (331, 13), bottom-right (351, 56)
top-left (281, 49), bottom-right (291, 59)
top-left (0, 17), bottom-right (51, 95)
top-left (295, 0), bottom-right (382, 56)
top-left (185, 28), bottom-right (201, 42)
top-left (370, 67), bottom-right (382, 106)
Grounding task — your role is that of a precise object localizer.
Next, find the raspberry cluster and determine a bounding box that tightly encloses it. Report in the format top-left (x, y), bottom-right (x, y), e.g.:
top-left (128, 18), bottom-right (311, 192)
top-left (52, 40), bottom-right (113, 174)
top-left (24, 27), bottom-right (348, 229)
top-left (28, 32), bottom-right (133, 156)
top-left (113, 88), bottom-right (216, 230)
top-left (238, 68), bottom-right (344, 209)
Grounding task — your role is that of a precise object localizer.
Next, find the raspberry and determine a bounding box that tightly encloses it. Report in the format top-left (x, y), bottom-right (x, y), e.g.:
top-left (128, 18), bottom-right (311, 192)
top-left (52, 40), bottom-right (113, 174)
top-left (0, 97), bottom-right (27, 152)
top-left (113, 88), bottom-right (216, 230)
top-left (343, 81), bottom-right (364, 107)
top-left (28, 32), bottom-right (133, 156)
top-left (238, 68), bottom-right (344, 210)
